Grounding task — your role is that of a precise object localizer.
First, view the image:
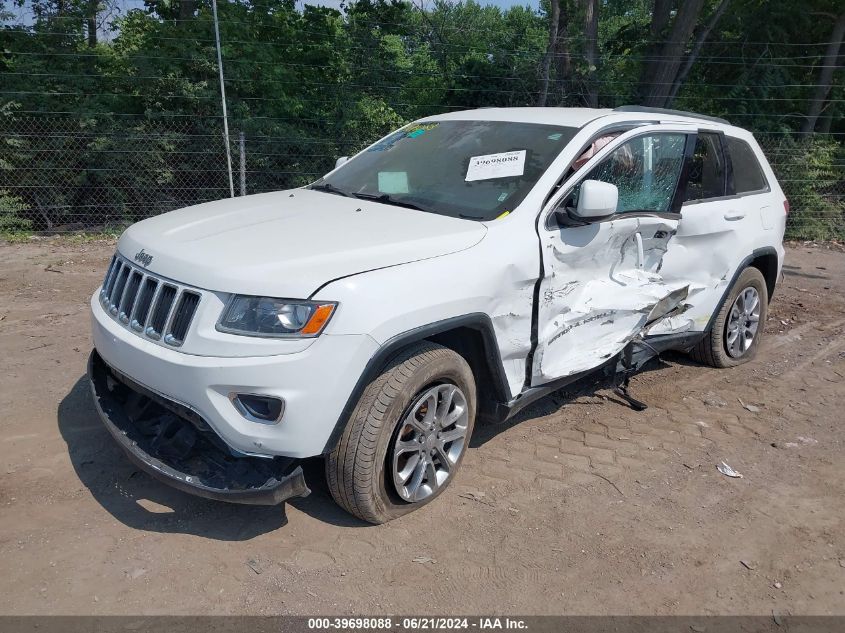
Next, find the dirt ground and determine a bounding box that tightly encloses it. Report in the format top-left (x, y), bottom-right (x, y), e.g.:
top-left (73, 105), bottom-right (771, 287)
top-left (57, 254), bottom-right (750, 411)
top-left (0, 239), bottom-right (844, 616)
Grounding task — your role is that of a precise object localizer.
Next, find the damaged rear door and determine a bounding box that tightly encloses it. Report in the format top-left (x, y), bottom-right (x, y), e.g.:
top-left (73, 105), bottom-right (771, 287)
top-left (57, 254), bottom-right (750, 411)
top-left (531, 127), bottom-right (694, 385)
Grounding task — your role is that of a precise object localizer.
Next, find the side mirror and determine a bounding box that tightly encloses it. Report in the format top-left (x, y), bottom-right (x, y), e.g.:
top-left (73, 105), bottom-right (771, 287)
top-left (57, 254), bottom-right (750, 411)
top-left (334, 156), bottom-right (349, 169)
top-left (572, 180), bottom-right (618, 220)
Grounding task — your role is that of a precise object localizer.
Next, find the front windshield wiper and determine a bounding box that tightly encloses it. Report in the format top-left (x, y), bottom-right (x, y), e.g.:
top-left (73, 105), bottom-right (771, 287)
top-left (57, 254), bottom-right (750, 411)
top-left (309, 186), bottom-right (426, 212)
top-left (313, 188), bottom-right (482, 219)
top-left (309, 182), bottom-right (353, 198)
top-left (351, 192), bottom-right (431, 213)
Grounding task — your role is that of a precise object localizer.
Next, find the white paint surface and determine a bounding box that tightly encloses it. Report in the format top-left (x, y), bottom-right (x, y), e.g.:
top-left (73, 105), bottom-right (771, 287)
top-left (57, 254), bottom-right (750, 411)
top-left (117, 188), bottom-right (486, 298)
top-left (95, 109), bottom-right (787, 459)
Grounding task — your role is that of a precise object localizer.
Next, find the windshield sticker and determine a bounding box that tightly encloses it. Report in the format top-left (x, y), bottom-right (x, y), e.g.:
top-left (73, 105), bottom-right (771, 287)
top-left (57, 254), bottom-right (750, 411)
top-left (465, 150), bottom-right (526, 182)
top-left (547, 132), bottom-right (564, 141)
top-left (378, 171), bottom-right (409, 194)
top-left (369, 123), bottom-right (438, 151)
top-left (406, 122), bottom-right (438, 138)
top-left (368, 130), bottom-right (406, 152)
top-left (497, 192), bottom-right (510, 202)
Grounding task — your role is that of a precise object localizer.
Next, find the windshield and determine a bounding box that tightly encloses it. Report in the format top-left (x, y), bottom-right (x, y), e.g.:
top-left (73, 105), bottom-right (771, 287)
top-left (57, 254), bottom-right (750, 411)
top-left (311, 120), bottom-right (578, 221)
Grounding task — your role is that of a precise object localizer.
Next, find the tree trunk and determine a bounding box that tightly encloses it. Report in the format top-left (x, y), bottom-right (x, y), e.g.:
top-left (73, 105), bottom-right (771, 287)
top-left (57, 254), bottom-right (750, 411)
top-left (639, 0), bottom-right (707, 108)
top-left (537, 0), bottom-right (561, 107)
top-left (86, 0), bottom-right (99, 48)
top-left (554, 0), bottom-right (572, 104)
top-left (817, 106), bottom-right (835, 134)
top-left (666, 0), bottom-right (731, 106)
top-left (638, 0), bottom-right (673, 102)
top-left (800, 11), bottom-right (845, 136)
top-left (179, 0), bottom-right (197, 21)
top-left (650, 0), bottom-right (673, 39)
top-left (583, 0), bottom-right (598, 107)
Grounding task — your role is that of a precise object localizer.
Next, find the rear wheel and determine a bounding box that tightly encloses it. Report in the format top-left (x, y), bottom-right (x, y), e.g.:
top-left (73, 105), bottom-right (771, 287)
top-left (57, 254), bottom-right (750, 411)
top-left (326, 342), bottom-right (476, 524)
top-left (691, 266), bottom-right (768, 368)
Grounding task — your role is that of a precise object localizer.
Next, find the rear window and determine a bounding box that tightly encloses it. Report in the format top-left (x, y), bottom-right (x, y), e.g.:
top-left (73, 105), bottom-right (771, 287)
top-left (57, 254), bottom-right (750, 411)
top-left (726, 136), bottom-right (767, 194)
top-left (685, 132), bottom-right (727, 201)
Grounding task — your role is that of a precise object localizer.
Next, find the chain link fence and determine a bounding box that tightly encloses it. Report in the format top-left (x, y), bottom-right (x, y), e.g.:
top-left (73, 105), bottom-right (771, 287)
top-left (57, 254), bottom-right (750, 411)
top-left (1, 116), bottom-right (842, 239)
top-left (0, 117), bottom-right (360, 232)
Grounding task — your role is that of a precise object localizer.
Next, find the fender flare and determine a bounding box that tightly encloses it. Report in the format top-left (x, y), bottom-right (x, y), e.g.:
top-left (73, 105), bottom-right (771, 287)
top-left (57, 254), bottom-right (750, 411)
top-left (321, 313), bottom-right (511, 454)
top-left (704, 246), bottom-right (779, 334)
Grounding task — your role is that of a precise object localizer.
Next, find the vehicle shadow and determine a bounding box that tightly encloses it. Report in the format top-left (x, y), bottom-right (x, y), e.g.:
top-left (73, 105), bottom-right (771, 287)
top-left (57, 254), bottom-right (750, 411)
top-left (287, 459), bottom-right (371, 528)
top-left (59, 353), bottom-right (688, 533)
top-left (59, 376), bottom-right (292, 540)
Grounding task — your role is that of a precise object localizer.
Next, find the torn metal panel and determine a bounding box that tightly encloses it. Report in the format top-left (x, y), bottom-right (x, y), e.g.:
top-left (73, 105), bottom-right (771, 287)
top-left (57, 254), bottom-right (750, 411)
top-left (489, 262), bottom-right (538, 396)
top-left (535, 274), bottom-right (690, 382)
top-left (646, 283), bottom-right (704, 335)
top-left (533, 216), bottom-right (689, 385)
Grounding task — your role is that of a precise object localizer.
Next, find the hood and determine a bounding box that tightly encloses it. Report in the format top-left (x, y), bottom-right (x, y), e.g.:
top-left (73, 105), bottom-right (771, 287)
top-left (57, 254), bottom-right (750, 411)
top-left (117, 189), bottom-right (487, 298)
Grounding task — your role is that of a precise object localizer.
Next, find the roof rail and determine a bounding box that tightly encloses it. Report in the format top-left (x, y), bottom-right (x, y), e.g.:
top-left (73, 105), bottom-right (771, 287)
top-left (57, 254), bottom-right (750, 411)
top-left (613, 105), bottom-right (731, 126)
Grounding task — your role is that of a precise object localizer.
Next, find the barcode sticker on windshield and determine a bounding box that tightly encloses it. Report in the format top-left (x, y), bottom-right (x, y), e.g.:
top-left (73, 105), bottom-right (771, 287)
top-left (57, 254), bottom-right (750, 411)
top-left (465, 150), bottom-right (526, 182)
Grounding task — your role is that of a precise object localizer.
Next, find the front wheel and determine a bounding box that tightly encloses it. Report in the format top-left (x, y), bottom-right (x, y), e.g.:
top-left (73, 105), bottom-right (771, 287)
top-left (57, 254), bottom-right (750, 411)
top-left (326, 342), bottom-right (476, 524)
top-left (690, 266), bottom-right (769, 368)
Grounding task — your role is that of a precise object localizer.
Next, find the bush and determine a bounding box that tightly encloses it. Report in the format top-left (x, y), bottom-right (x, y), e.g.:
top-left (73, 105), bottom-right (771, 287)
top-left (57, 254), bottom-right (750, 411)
top-left (767, 137), bottom-right (845, 241)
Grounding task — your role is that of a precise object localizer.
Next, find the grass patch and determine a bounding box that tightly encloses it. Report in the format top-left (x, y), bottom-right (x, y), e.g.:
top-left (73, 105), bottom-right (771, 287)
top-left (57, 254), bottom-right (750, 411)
top-left (1, 229), bottom-right (120, 245)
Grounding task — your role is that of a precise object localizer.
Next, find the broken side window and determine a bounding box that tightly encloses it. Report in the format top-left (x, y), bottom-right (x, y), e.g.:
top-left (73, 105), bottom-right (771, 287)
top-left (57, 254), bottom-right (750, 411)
top-left (579, 133), bottom-right (687, 214)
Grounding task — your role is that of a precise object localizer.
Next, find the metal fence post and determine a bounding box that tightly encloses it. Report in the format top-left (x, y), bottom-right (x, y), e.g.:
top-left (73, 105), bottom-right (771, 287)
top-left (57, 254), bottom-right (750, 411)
top-left (212, 0), bottom-right (235, 199)
top-left (239, 131), bottom-right (246, 197)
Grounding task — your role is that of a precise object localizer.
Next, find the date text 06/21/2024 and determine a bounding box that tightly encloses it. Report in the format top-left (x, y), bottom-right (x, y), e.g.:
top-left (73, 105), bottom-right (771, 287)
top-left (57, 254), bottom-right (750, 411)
top-left (306, 617), bottom-right (529, 630)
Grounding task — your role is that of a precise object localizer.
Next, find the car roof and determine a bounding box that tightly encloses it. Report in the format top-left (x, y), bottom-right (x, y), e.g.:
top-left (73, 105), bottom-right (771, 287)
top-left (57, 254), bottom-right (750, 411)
top-left (424, 107), bottom-right (614, 128)
top-left (423, 106), bottom-right (741, 133)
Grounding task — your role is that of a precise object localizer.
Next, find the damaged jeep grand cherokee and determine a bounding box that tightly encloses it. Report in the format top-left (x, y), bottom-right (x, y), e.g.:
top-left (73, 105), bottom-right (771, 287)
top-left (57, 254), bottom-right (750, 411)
top-left (89, 106), bottom-right (786, 524)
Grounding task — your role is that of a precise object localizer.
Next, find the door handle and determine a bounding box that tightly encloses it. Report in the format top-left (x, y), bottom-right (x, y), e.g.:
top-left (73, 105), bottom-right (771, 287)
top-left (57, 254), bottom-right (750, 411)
top-left (724, 210), bottom-right (745, 221)
top-left (634, 232), bottom-right (644, 269)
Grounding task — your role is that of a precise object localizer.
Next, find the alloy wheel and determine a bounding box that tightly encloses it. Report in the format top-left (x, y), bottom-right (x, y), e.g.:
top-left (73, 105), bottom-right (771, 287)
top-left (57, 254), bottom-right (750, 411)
top-left (391, 383), bottom-right (469, 503)
top-left (725, 286), bottom-right (761, 358)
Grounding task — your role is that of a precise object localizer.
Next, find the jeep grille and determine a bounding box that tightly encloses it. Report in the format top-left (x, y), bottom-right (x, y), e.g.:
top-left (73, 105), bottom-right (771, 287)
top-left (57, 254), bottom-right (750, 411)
top-left (99, 255), bottom-right (201, 348)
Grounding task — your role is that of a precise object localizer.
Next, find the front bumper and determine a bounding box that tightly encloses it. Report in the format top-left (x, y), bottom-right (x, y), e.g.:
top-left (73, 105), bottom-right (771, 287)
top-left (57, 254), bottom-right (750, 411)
top-left (90, 291), bottom-right (379, 458)
top-left (89, 351), bottom-right (310, 505)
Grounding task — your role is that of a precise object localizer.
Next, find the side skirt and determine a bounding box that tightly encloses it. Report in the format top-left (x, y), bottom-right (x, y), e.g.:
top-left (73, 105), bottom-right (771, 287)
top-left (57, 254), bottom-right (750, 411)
top-left (487, 330), bottom-right (707, 424)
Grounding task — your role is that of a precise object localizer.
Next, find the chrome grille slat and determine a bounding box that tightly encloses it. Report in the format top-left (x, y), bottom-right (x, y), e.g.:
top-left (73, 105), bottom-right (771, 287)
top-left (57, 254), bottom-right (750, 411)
top-left (100, 256), bottom-right (118, 302)
top-left (100, 254), bottom-right (201, 347)
top-left (165, 291), bottom-right (201, 346)
top-left (118, 271), bottom-right (143, 323)
top-left (147, 284), bottom-right (177, 339)
top-left (161, 288), bottom-right (183, 336)
top-left (102, 259), bottom-right (120, 303)
top-left (109, 264), bottom-right (130, 314)
top-left (106, 262), bottom-right (125, 304)
top-left (130, 277), bottom-right (158, 331)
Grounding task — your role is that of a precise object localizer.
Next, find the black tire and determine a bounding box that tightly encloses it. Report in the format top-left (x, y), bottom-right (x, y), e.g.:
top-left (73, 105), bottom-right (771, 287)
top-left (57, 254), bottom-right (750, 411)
top-left (326, 342), bottom-right (477, 524)
top-left (690, 266), bottom-right (768, 368)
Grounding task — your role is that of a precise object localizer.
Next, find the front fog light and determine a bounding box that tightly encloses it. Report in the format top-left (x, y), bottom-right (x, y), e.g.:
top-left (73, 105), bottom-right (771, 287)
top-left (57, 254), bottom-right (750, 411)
top-left (231, 393), bottom-right (285, 424)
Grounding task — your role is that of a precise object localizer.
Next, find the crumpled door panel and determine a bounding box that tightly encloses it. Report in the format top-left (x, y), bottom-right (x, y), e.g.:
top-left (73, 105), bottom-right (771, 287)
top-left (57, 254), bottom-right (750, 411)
top-left (533, 217), bottom-right (689, 385)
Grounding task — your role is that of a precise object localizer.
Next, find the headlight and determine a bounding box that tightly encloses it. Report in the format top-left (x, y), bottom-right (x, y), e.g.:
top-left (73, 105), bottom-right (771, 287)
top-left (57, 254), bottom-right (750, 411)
top-left (216, 296), bottom-right (337, 338)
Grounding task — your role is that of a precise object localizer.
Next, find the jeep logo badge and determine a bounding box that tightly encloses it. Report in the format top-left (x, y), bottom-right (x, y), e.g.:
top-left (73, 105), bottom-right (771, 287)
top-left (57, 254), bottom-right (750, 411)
top-left (134, 249), bottom-right (153, 268)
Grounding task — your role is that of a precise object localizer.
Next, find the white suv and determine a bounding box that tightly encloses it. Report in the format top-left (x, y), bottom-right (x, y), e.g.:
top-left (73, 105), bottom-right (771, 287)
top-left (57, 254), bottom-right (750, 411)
top-left (89, 106), bottom-right (786, 523)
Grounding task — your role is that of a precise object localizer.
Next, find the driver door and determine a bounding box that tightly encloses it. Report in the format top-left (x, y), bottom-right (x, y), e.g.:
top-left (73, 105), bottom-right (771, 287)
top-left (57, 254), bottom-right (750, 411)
top-left (531, 126), bottom-right (694, 385)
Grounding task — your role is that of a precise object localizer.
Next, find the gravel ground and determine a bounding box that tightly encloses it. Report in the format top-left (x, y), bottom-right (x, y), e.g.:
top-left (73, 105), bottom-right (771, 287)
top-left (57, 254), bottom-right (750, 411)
top-left (0, 239), bottom-right (843, 615)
